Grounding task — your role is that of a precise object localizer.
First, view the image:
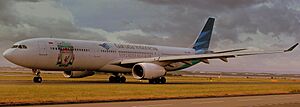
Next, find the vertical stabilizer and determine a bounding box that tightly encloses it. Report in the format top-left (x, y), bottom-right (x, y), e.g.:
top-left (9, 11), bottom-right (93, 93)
top-left (192, 17), bottom-right (215, 54)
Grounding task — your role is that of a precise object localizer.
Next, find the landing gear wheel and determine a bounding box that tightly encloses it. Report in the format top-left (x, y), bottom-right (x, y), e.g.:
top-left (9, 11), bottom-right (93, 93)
top-left (149, 77), bottom-right (166, 84)
top-left (32, 69), bottom-right (42, 83)
top-left (120, 76), bottom-right (126, 83)
top-left (149, 79), bottom-right (155, 84)
top-left (159, 77), bottom-right (166, 84)
top-left (109, 75), bottom-right (126, 83)
top-left (33, 76), bottom-right (42, 83)
top-left (109, 76), bottom-right (116, 83)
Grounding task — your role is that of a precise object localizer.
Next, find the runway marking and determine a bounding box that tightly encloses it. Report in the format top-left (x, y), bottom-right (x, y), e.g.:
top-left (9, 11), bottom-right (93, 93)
top-left (237, 98), bottom-right (262, 102)
top-left (132, 104), bottom-right (173, 107)
top-left (192, 101), bottom-right (224, 104)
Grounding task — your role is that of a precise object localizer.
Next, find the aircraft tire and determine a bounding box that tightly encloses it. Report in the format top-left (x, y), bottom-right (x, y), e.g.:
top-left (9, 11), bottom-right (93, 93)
top-left (120, 76), bottom-right (126, 83)
top-left (149, 79), bottom-right (155, 84)
top-left (149, 77), bottom-right (166, 84)
top-left (109, 76), bottom-right (126, 83)
top-left (109, 76), bottom-right (116, 83)
top-left (33, 76), bottom-right (42, 83)
top-left (160, 77), bottom-right (166, 84)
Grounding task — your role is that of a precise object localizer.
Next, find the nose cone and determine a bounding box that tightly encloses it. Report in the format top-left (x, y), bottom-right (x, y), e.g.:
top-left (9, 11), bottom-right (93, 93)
top-left (3, 48), bottom-right (31, 67)
top-left (3, 49), bottom-right (14, 62)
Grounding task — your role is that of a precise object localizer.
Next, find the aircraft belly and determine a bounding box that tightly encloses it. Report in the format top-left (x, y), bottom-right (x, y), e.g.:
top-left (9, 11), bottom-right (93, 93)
top-left (99, 64), bottom-right (131, 73)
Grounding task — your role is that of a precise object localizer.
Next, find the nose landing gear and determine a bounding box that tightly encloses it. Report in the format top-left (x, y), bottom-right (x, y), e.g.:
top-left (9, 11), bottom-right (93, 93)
top-left (32, 69), bottom-right (42, 83)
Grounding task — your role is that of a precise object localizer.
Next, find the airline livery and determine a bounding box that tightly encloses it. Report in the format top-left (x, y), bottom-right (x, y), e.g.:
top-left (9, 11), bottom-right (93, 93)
top-left (3, 18), bottom-right (298, 84)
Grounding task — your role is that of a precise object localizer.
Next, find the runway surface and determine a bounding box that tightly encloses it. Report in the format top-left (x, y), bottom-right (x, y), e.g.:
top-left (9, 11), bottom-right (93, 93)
top-left (39, 94), bottom-right (300, 107)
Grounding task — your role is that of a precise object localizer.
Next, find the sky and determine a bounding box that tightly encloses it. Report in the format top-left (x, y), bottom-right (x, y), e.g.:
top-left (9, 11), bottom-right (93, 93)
top-left (0, 0), bottom-right (299, 74)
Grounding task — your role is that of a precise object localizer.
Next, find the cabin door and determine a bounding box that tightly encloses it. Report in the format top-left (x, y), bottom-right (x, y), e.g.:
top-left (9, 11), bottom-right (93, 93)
top-left (94, 48), bottom-right (101, 57)
top-left (38, 41), bottom-right (48, 56)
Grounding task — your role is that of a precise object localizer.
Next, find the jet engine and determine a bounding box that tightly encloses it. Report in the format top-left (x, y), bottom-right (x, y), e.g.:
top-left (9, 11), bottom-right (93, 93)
top-left (132, 63), bottom-right (166, 80)
top-left (63, 70), bottom-right (95, 78)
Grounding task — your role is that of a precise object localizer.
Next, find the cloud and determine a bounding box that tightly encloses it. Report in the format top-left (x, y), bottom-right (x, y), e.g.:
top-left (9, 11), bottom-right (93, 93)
top-left (0, 0), bottom-right (108, 42)
top-left (136, 0), bottom-right (300, 73)
top-left (139, 0), bottom-right (263, 11)
top-left (0, 0), bottom-right (299, 73)
top-left (0, 0), bottom-right (121, 66)
top-left (137, 0), bottom-right (300, 49)
top-left (0, 0), bottom-right (17, 26)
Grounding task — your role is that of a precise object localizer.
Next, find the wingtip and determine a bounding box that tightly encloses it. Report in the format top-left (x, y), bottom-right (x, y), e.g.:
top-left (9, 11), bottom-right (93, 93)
top-left (284, 43), bottom-right (299, 52)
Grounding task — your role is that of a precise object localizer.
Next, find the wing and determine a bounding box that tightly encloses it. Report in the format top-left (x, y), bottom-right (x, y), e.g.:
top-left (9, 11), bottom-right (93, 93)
top-left (212, 48), bottom-right (247, 54)
top-left (111, 43), bottom-right (298, 67)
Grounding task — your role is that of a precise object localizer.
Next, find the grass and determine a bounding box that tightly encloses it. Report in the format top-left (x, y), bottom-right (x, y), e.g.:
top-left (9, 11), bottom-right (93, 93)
top-left (0, 71), bottom-right (300, 106)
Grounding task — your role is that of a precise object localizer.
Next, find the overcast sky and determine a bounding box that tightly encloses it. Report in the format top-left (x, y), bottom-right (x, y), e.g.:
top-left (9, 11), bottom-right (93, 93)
top-left (0, 0), bottom-right (299, 73)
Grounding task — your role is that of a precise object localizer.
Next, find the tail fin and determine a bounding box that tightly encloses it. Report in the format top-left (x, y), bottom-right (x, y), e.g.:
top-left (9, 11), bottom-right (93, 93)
top-left (192, 17), bottom-right (215, 54)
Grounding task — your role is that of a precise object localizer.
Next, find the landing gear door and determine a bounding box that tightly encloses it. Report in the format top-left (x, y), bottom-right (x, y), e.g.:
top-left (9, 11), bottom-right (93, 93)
top-left (38, 41), bottom-right (48, 56)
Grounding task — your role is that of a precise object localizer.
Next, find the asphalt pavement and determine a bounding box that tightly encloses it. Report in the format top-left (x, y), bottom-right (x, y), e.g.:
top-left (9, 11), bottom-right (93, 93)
top-left (38, 94), bottom-right (300, 107)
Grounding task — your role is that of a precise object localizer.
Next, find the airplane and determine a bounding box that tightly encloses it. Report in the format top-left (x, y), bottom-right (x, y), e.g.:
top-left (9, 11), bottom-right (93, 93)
top-left (2, 17), bottom-right (298, 84)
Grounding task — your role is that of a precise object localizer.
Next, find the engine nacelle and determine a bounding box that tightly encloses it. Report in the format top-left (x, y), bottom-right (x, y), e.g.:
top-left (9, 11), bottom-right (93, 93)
top-left (63, 70), bottom-right (95, 78)
top-left (132, 63), bottom-right (166, 80)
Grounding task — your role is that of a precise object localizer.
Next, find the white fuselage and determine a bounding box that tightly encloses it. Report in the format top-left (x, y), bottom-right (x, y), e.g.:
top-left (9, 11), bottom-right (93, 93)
top-left (3, 38), bottom-right (195, 73)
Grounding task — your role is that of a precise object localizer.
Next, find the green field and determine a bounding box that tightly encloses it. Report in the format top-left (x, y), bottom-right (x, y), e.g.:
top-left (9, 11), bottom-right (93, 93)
top-left (0, 71), bottom-right (300, 106)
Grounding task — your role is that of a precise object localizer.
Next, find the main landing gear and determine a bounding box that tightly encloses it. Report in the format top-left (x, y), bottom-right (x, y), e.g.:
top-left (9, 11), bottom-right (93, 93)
top-left (109, 73), bottom-right (126, 83)
top-left (149, 77), bottom-right (166, 84)
top-left (32, 69), bottom-right (42, 83)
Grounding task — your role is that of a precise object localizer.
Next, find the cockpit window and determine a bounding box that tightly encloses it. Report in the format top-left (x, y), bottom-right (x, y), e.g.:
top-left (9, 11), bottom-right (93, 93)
top-left (12, 45), bottom-right (28, 49)
top-left (12, 45), bottom-right (18, 48)
top-left (21, 45), bottom-right (27, 49)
